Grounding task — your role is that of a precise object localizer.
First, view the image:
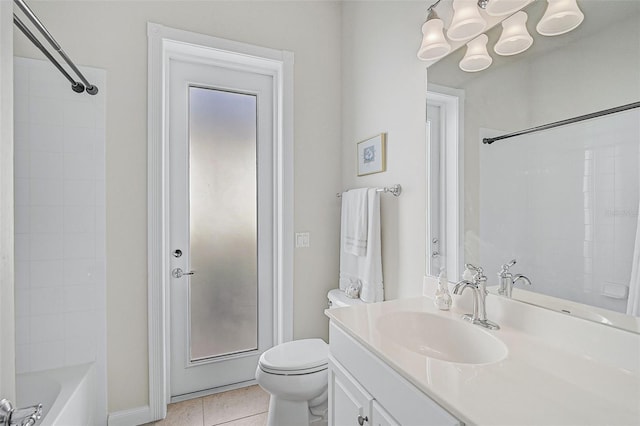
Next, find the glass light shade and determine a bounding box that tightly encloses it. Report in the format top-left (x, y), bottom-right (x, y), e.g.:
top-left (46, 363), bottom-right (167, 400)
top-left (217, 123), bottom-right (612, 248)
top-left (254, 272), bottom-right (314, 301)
top-left (494, 11), bottom-right (533, 56)
top-left (447, 0), bottom-right (487, 41)
top-left (459, 34), bottom-right (493, 72)
top-left (417, 18), bottom-right (452, 61)
top-left (485, 0), bottom-right (531, 16)
top-left (536, 0), bottom-right (584, 36)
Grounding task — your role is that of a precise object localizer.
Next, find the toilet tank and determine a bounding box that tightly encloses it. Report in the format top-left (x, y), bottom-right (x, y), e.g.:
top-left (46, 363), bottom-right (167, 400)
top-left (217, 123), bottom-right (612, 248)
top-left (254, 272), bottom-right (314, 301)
top-left (327, 289), bottom-right (365, 309)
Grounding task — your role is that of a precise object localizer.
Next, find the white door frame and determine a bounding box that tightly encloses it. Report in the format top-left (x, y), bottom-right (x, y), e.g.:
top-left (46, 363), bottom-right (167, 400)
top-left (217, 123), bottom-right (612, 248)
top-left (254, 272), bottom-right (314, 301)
top-left (0, 0), bottom-right (16, 403)
top-left (426, 84), bottom-right (464, 283)
top-left (147, 23), bottom-right (294, 421)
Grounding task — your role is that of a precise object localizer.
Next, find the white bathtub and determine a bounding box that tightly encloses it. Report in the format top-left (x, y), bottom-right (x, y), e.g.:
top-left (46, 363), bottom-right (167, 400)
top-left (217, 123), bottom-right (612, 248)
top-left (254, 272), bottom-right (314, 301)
top-left (16, 363), bottom-right (96, 426)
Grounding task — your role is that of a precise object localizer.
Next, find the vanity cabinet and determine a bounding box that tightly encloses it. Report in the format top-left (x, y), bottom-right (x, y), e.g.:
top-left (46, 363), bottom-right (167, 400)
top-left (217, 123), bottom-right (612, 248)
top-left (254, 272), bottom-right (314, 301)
top-left (328, 322), bottom-right (461, 426)
top-left (329, 360), bottom-right (380, 426)
top-left (371, 401), bottom-right (399, 426)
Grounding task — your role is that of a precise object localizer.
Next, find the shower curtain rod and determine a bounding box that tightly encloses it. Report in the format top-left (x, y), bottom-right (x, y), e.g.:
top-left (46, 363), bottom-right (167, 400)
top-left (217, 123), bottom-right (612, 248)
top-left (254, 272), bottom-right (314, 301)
top-left (336, 184), bottom-right (402, 198)
top-left (13, 0), bottom-right (98, 95)
top-left (13, 15), bottom-right (85, 93)
top-left (483, 101), bottom-right (640, 145)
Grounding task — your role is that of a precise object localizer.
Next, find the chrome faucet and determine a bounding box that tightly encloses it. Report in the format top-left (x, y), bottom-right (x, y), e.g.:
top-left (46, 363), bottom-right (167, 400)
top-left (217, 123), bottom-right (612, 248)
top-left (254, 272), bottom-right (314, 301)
top-left (0, 399), bottom-right (42, 426)
top-left (453, 264), bottom-right (499, 330)
top-left (497, 259), bottom-right (532, 298)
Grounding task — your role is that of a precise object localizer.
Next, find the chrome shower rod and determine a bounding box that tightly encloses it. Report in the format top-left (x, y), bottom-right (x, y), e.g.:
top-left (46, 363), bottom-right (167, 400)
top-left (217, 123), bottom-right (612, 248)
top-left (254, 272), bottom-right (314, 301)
top-left (13, 14), bottom-right (85, 93)
top-left (483, 101), bottom-right (640, 145)
top-left (13, 0), bottom-right (98, 95)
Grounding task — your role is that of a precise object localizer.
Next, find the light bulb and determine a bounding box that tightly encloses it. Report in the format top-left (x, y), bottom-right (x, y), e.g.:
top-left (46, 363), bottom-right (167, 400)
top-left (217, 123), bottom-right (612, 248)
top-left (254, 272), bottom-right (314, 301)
top-left (536, 0), bottom-right (584, 36)
top-left (417, 12), bottom-right (451, 61)
top-left (447, 0), bottom-right (487, 41)
top-left (494, 11), bottom-right (533, 56)
top-left (485, 0), bottom-right (531, 16)
top-left (459, 34), bottom-right (493, 72)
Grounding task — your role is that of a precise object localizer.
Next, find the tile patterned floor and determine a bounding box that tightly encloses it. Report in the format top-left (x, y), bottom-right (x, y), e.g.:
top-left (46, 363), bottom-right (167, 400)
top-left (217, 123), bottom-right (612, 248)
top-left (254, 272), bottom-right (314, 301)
top-left (146, 385), bottom-right (269, 426)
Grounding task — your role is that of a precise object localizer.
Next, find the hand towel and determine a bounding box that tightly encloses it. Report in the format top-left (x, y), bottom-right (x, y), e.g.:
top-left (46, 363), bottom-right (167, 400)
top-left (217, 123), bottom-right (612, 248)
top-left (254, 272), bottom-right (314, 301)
top-left (339, 188), bottom-right (384, 303)
top-left (341, 188), bottom-right (369, 256)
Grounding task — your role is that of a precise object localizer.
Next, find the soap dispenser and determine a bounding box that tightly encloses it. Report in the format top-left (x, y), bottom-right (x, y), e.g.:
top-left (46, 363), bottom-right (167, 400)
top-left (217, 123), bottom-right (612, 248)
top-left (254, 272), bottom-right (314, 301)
top-left (434, 269), bottom-right (452, 310)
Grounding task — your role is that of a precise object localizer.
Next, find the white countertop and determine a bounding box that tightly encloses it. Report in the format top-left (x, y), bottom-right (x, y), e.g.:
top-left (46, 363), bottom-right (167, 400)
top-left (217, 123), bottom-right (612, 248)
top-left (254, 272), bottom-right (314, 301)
top-left (326, 296), bottom-right (640, 426)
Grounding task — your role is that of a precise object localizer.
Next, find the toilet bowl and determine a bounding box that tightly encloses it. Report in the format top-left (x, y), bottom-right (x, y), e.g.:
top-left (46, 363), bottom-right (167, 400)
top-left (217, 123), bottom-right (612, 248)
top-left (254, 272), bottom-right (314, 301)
top-left (256, 289), bottom-right (364, 426)
top-left (256, 339), bottom-right (328, 426)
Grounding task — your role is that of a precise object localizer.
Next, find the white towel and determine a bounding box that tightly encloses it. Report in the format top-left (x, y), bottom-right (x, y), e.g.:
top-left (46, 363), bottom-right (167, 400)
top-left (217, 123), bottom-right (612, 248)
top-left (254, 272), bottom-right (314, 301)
top-left (339, 188), bottom-right (384, 303)
top-left (341, 188), bottom-right (369, 256)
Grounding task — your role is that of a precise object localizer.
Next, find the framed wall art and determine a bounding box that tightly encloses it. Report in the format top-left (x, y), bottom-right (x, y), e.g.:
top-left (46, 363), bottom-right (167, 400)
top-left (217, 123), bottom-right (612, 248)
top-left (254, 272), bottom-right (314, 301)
top-left (357, 133), bottom-right (386, 176)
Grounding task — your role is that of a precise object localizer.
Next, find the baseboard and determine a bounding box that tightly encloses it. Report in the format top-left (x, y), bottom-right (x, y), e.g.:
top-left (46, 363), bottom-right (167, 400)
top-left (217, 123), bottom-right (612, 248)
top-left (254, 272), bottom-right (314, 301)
top-left (108, 405), bottom-right (152, 426)
top-left (170, 379), bottom-right (258, 403)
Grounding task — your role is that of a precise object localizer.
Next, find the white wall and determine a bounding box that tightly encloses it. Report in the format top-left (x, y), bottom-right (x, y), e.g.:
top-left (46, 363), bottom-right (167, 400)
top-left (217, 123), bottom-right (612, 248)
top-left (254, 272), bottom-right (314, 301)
top-left (14, 1), bottom-right (342, 413)
top-left (341, 1), bottom-right (428, 300)
top-left (13, 57), bottom-right (107, 423)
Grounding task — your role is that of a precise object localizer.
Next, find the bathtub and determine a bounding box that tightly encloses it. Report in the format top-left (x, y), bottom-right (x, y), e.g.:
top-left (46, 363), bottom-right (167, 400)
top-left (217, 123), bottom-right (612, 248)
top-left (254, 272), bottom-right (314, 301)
top-left (16, 363), bottom-right (96, 426)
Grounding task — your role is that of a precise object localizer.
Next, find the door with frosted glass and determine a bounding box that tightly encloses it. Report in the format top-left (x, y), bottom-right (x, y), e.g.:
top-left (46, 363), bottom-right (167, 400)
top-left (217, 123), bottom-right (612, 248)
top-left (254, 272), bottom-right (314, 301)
top-left (169, 59), bottom-right (274, 398)
top-left (426, 104), bottom-right (442, 277)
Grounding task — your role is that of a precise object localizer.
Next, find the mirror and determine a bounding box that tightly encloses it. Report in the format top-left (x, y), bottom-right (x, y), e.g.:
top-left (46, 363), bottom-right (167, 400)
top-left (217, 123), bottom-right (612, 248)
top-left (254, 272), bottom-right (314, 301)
top-left (427, 0), bottom-right (640, 332)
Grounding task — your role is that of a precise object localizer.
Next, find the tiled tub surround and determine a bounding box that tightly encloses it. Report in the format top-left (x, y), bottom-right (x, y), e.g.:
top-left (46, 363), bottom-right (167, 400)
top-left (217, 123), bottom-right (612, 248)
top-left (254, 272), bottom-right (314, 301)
top-left (13, 57), bottom-right (106, 423)
top-left (326, 295), bottom-right (640, 425)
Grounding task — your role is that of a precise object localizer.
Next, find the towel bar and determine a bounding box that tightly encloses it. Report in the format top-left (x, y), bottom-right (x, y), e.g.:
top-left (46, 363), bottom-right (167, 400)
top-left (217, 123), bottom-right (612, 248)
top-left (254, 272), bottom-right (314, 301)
top-left (336, 184), bottom-right (402, 198)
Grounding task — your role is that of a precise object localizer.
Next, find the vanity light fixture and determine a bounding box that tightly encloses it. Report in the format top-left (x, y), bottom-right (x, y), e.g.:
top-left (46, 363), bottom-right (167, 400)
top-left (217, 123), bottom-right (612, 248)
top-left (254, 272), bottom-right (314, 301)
top-left (447, 0), bottom-right (487, 41)
top-left (494, 11), bottom-right (533, 56)
top-left (536, 0), bottom-right (584, 36)
top-left (484, 0), bottom-right (531, 17)
top-left (417, 1), bottom-right (452, 61)
top-left (459, 34), bottom-right (493, 72)
top-left (419, 0), bottom-right (586, 71)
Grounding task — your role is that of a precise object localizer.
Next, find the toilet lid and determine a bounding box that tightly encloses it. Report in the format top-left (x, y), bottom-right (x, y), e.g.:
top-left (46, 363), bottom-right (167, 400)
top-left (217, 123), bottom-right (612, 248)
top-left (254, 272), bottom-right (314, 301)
top-left (259, 339), bottom-right (328, 374)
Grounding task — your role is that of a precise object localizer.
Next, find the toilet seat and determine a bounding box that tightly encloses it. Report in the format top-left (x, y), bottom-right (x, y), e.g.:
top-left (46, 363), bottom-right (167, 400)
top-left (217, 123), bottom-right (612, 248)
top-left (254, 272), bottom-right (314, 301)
top-left (259, 363), bottom-right (327, 376)
top-left (259, 338), bottom-right (328, 376)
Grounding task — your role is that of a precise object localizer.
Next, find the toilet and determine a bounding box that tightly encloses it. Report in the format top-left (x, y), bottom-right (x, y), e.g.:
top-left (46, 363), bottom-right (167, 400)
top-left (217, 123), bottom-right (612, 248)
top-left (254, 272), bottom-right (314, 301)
top-left (255, 289), bottom-right (364, 426)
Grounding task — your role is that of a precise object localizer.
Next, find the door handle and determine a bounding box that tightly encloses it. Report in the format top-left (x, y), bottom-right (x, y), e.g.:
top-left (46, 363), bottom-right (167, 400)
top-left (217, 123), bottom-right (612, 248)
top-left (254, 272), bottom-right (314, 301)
top-left (172, 268), bottom-right (195, 279)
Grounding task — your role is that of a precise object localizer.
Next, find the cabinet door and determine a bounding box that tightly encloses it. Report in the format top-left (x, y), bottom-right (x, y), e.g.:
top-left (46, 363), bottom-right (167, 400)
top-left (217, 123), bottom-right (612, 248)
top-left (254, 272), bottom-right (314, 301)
top-left (330, 324), bottom-right (462, 426)
top-left (329, 361), bottom-right (372, 426)
top-left (371, 401), bottom-right (399, 426)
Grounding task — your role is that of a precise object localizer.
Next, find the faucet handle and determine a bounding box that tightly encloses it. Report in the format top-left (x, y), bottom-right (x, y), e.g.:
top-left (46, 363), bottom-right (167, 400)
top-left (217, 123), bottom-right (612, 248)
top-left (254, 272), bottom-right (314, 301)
top-left (465, 263), bottom-right (484, 275)
top-left (499, 259), bottom-right (516, 276)
top-left (465, 263), bottom-right (487, 285)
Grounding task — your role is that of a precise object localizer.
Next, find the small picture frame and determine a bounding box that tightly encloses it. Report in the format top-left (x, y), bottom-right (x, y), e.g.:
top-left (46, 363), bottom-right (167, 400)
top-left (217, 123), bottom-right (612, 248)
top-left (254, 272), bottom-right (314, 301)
top-left (357, 133), bottom-right (386, 176)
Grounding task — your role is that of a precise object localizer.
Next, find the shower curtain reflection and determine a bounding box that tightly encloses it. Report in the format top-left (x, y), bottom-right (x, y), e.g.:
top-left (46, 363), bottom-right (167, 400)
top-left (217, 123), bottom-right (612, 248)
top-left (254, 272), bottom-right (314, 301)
top-left (627, 147), bottom-right (640, 317)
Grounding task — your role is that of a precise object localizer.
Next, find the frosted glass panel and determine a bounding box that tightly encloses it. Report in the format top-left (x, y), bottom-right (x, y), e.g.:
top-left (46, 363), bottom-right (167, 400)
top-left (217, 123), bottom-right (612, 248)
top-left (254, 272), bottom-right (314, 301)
top-left (189, 86), bottom-right (258, 361)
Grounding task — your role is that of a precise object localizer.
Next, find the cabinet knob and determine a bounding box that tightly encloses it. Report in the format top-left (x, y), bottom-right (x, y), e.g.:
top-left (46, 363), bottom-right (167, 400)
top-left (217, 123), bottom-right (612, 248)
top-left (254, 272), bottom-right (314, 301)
top-left (357, 415), bottom-right (368, 425)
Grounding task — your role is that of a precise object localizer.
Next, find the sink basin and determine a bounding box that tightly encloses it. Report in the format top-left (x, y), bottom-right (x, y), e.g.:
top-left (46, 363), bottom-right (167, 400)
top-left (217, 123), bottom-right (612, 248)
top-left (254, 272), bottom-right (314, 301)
top-left (376, 311), bottom-right (508, 364)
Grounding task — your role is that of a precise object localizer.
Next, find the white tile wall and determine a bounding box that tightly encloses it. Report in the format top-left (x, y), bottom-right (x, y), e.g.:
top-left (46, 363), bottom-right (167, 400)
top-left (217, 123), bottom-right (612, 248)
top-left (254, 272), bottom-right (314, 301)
top-left (13, 57), bottom-right (106, 389)
top-left (479, 109), bottom-right (639, 313)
